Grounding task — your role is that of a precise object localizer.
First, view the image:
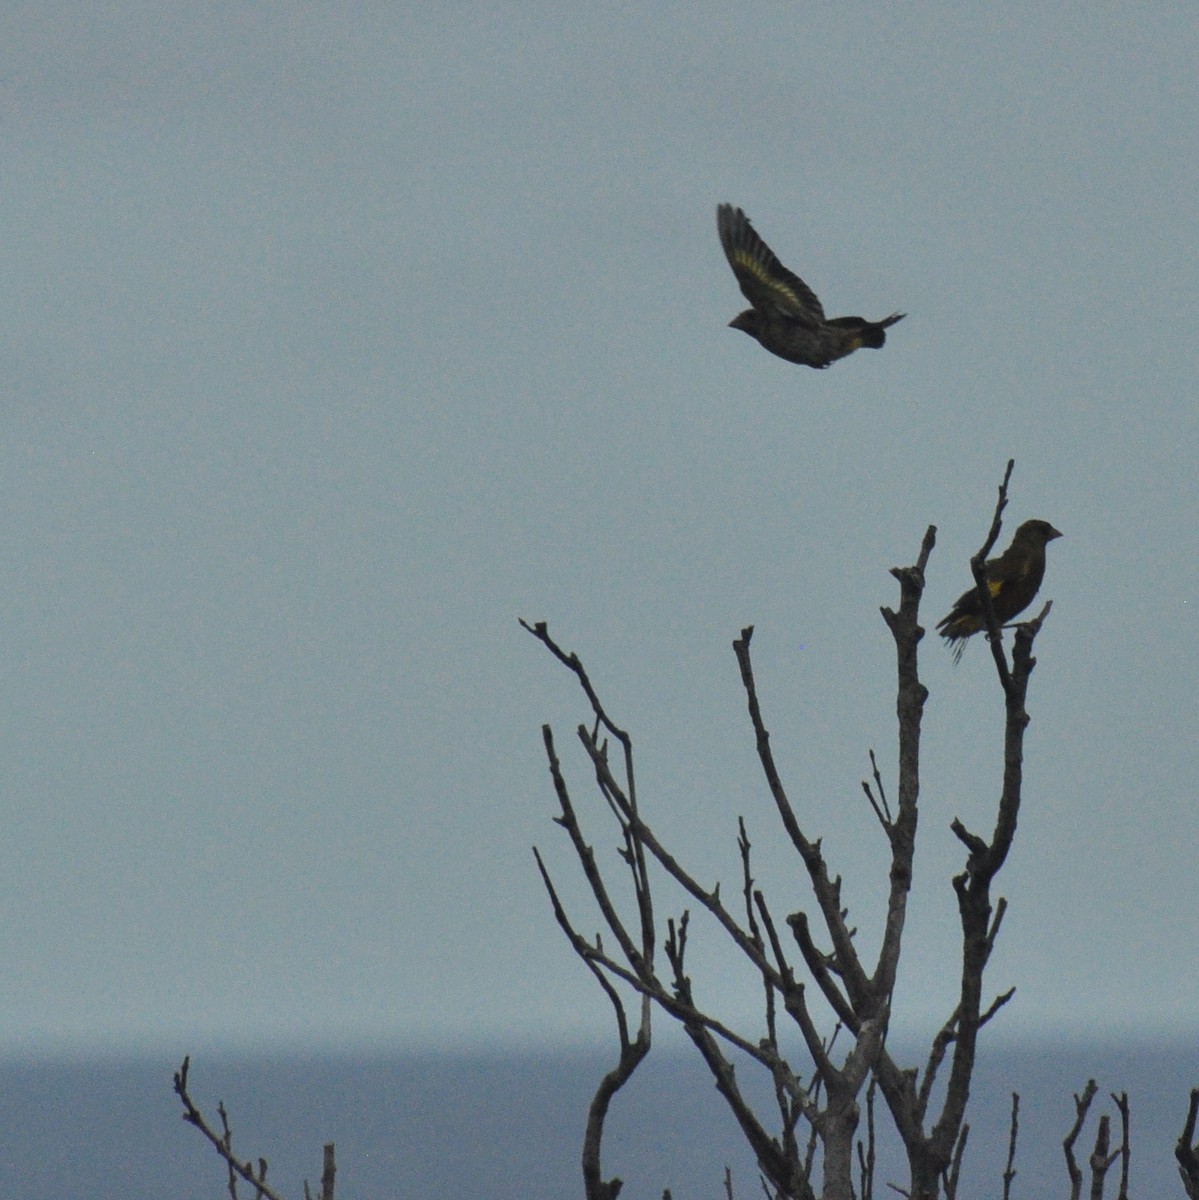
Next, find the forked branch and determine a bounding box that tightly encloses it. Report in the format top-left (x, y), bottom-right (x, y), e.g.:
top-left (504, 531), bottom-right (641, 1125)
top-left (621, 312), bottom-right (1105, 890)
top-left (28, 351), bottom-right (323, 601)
top-left (525, 524), bottom-right (942, 1200)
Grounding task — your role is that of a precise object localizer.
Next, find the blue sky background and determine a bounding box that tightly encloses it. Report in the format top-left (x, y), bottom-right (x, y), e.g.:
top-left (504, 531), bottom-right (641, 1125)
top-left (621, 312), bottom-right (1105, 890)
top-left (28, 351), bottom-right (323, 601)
top-left (1, 4), bottom-right (1196, 1058)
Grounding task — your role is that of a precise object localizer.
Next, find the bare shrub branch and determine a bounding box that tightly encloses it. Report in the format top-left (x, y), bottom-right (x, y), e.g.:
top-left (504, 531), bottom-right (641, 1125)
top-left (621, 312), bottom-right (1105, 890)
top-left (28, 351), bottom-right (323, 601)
top-left (1110, 1092), bottom-right (1130, 1200)
top-left (1001, 1093), bottom-right (1019, 1200)
top-left (1064, 1080), bottom-right (1098, 1200)
top-left (1176, 1089), bottom-right (1199, 1199)
top-left (526, 523), bottom-right (941, 1199)
top-left (870, 467), bottom-right (1053, 1200)
top-left (174, 1056), bottom-right (334, 1200)
top-left (526, 469), bottom-right (1066, 1200)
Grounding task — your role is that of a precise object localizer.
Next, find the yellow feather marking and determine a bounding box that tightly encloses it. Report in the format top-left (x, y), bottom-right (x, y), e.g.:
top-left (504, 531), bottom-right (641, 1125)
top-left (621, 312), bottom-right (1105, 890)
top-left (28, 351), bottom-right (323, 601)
top-left (734, 252), bottom-right (801, 305)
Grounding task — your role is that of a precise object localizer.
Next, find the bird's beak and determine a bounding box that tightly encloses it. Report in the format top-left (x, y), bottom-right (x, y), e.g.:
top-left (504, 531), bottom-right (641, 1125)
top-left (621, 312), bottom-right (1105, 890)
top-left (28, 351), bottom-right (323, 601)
top-left (1048, 526), bottom-right (1063, 540)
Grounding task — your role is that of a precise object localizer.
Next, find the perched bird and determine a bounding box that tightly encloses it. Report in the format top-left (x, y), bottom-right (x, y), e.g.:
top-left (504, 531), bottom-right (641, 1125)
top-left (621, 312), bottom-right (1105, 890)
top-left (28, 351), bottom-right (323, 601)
top-left (717, 203), bottom-right (905, 368)
top-left (937, 520), bottom-right (1063, 662)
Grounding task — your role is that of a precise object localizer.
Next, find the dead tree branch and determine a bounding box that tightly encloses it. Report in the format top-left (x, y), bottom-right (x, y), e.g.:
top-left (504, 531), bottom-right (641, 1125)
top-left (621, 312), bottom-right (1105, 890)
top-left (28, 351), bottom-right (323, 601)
top-left (872, 466), bottom-right (1049, 1200)
top-left (174, 1056), bottom-right (335, 1200)
top-left (969, 459), bottom-right (1017, 691)
top-left (1001, 1093), bottom-right (1019, 1200)
top-left (1176, 1089), bottom-right (1199, 1199)
top-left (526, 525), bottom-right (941, 1199)
top-left (527, 475), bottom-right (1059, 1200)
top-left (1064, 1080), bottom-right (1098, 1200)
top-left (1110, 1091), bottom-right (1130, 1200)
top-left (1087, 1110), bottom-right (1117, 1200)
top-left (529, 711), bottom-right (652, 1200)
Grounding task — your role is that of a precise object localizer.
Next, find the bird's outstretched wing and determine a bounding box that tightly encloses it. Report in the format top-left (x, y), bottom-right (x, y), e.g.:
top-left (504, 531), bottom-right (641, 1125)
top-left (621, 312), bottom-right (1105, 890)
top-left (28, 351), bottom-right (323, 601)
top-left (717, 204), bottom-right (825, 325)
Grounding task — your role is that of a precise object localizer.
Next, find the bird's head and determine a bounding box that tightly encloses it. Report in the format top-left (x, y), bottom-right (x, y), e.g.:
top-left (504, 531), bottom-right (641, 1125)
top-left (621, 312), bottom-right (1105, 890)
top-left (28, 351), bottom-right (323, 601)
top-left (1016, 519), bottom-right (1063, 546)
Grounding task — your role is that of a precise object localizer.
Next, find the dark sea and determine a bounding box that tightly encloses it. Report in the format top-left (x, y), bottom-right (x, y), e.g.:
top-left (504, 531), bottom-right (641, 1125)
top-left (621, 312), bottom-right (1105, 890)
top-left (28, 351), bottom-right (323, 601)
top-left (1, 1040), bottom-right (1194, 1198)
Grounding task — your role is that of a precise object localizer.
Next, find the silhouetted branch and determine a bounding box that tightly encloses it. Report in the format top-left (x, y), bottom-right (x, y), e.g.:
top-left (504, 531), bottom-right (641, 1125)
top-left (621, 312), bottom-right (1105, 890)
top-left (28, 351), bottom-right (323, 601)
top-left (916, 1005), bottom-right (959, 1119)
top-left (1177, 1088), bottom-right (1199, 1199)
top-left (533, 846), bottom-right (640, 1051)
top-left (535, 724), bottom-right (647, 980)
top-left (920, 474), bottom-right (1042, 1188)
top-left (1110, 1092), bottom-right (1130, 1200)
top-left (1087, 1111), bottom-right (1116, 1198)
top-left (1001, 1093), bottom-right (1019, 1200)
top-left (733, 626), bottom-right (870, 1010)
top-left (524, 508), bottom-right (1061, 1200)
top-left (526, 684), bottom-right (653, 1200)
top-left (1064, 1080), bottom-right (1098, 1200)
top-left (867, 477), bottom-right (1050, 1200)
top-left (857, 1078), bottom-right (877, 1200)
top-left (971, 459), bottom-right (1017, 691)
top-left (861, 748), bottom-right (893, 831)
top-left (303, 1146), bottom-right (337, 1200)
top-left (944, 1122), bottom-right (967, 1199)
top-left (174, 1056), bottom-right (333, 1200)
top-left (787, 910), bottom-right (858, 1032)
top-left (519, 619), bottom-right (633, 763)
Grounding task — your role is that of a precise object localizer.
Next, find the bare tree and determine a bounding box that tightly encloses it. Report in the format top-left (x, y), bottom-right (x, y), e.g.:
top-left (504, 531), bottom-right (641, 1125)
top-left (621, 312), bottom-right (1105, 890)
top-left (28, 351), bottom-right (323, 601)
top-left (170, 464), bottom-right (1198, 1198)
top-left (526, 466), bottom-right (1056, 1200)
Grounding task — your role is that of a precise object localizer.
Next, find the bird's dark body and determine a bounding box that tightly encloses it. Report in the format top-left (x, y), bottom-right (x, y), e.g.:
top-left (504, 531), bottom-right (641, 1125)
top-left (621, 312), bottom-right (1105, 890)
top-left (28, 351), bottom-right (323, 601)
top-left (717, 204), bottom-right (904, 368)
top-left (937, 519), bottom-right (1063, 662)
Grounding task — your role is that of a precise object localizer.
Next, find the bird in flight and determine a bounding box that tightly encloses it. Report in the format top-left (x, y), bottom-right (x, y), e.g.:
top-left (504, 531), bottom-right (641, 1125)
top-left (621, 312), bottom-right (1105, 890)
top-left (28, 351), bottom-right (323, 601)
top-left (937, 520), bottom-right (1063, 662)
top-left (717, 203), bottom-right (905, 368)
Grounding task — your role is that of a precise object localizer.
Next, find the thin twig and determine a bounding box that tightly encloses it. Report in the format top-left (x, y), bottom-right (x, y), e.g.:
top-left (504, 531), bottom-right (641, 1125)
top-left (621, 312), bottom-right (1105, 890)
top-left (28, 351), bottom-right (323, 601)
top-left (917, 1005), bottom-right (960, 1119)
top-left (1111, 1092), bottom-right (1130, 1200)
top-left (1064, 1080), bottom-right (1098, 1200)
top-left (1177, 1088), bottom-right (1199, 1199)
top-left (1002, 1093), bottom-right (1019, 1200)
top-left (173, 1057), bottom-right (287, 1200)
top-left (944, 1122), bottom-right (968, 1199)
top-left (1088, 1111), bottom-right (1114, 1200)
top-left (861, 748), bottom-right (892, 831)
top-left (733, 627), bottom-right (870, 1010)
top-left (979, 987), bottom-right (1016, 1027)
top-left (970, 459), bottom-right (1016, 691)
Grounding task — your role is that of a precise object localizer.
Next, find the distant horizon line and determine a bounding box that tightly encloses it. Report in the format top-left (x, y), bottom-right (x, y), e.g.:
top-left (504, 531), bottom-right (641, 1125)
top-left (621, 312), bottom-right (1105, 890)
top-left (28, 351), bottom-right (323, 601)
top-left (1, 1025), bottom-right (1194, 1066)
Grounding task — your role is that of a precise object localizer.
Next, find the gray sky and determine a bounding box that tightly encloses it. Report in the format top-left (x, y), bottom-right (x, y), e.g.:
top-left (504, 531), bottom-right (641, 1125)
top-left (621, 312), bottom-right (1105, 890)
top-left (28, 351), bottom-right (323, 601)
top-left (1, 4), bottom-right (1196, 1058)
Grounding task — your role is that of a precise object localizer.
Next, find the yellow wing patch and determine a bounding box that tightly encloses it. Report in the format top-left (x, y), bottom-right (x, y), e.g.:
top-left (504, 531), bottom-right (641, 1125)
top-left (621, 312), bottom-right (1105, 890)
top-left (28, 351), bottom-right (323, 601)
top-left (732, 250), bottom-right (807, 310)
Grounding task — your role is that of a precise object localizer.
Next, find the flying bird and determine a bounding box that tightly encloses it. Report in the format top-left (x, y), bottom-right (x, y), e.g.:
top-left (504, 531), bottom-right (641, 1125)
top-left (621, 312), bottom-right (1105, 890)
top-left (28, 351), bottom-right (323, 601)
top-left (937, 520), bottom-right (1063, 662)
top-left (717, 203), bottom-right (905, 368)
